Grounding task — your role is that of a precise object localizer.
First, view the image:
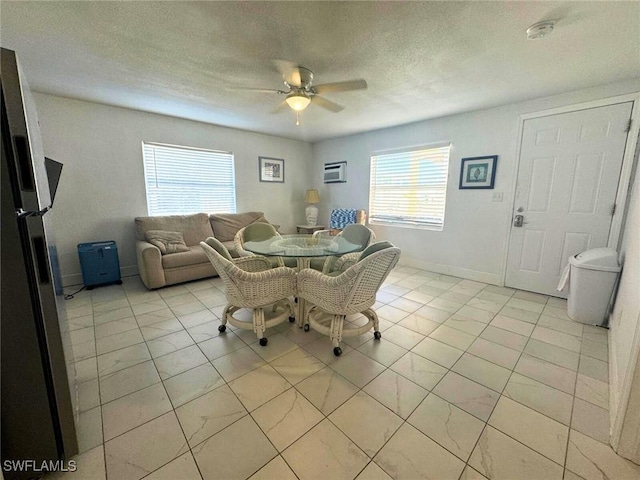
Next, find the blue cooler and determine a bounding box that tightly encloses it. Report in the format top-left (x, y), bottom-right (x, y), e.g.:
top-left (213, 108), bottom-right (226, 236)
top-left (77, 241), bottom-right (122, 289)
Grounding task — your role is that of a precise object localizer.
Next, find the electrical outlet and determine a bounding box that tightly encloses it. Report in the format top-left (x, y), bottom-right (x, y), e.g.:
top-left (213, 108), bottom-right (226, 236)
top-left (492, 192), bottom-right (504, 202)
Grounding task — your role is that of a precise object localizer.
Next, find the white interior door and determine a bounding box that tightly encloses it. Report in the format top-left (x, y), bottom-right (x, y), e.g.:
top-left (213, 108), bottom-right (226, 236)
top-left (505, 102), bottom-right (633, 297)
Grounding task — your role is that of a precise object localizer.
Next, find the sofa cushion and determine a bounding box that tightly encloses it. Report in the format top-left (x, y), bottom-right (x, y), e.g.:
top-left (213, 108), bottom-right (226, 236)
top-left (161, 245), bottom-right (210, 269)
top-left (146, 230), bottom-right (190, 255)
top-left (209, 211), bottom-right (269, 242)
top-left (135, 213), bottom-right (214, 246)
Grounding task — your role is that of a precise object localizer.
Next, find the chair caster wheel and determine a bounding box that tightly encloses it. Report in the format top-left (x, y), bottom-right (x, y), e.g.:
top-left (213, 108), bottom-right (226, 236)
top-left (289, 316), bottom-right (295, 323)
top-left (259, 337), bottom-right (268, 346)
top-left (218, 325), bottom-right (226, 333)
top-left (304, 324), bottom-right (310, 332)
top-left (374, 331), bottom-right (381, 340)
top-left (333, 347), bottom-right (342, 357)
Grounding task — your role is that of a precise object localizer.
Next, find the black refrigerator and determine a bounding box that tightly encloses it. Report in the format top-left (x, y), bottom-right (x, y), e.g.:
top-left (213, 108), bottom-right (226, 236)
top-left (1, 48), bottom-right (77, 479)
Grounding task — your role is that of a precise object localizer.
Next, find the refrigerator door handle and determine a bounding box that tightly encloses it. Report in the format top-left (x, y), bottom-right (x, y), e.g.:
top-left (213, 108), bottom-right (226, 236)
top-left (32, 236), bottom-right (51, 285)
top-left (16, 205), bottom-right (52, 218)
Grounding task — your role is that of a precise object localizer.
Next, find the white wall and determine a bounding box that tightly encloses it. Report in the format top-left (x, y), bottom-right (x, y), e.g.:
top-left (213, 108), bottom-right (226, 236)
top-left (34, 94), bottom-right (312, 286)
top-left (312, 78), bottom-right (640, 285)
top-left (34, 78), bottom-right (640, 288)
top-left (610, 148), bottom-right (640, 459)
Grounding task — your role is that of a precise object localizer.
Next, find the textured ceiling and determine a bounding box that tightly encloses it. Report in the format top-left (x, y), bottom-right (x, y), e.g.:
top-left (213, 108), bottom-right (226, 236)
top-left (1, 1), bottom-right (639, 142)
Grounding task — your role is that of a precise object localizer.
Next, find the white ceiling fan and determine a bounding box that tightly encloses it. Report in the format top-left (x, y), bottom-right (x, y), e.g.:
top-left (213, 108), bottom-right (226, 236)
top-left (238, 62), bottom-right (368, 125)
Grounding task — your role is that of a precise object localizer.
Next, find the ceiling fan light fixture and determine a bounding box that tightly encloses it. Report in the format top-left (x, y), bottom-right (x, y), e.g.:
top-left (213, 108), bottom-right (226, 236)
top-left (285, 93), bottom-right (311, 111)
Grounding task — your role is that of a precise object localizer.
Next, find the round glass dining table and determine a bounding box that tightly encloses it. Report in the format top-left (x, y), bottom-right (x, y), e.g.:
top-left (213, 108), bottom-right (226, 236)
top-left (242, 234), bottom-right (365, 328)
top-left (242, 234), bottom-right (364, 270)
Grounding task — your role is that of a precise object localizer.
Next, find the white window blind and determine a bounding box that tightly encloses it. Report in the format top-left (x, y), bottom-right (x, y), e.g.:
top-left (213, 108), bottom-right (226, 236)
top-left (369, 145), bottom-right (451, 230)
top-left (142, 142), bottom-right (236, 216)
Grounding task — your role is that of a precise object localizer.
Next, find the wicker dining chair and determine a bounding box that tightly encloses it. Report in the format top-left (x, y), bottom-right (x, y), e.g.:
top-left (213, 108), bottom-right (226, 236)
top-left (297, 242), bottom-right (400, 356)
top-left (234, 222), bottom-right (296, 268)
top-left (330, 240), bottom-right (394, 274)
top-left (310, 224), bottom-right (376, 273)
top-left (200, 238), bottom-right (297, 346)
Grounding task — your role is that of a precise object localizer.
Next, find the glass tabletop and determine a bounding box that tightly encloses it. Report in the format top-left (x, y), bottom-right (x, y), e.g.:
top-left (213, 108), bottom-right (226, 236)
top-left (243, 234), bottom-right (363, 258)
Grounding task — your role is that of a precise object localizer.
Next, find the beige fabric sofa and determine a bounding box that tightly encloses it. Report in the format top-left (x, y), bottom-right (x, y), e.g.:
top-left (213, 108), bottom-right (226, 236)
top-left (135, 211), bottom-right (276, 289)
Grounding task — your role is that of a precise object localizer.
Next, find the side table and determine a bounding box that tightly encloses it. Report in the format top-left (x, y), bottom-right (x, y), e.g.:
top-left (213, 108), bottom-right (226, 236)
top-left (296, 225), bottom-right (326, 234)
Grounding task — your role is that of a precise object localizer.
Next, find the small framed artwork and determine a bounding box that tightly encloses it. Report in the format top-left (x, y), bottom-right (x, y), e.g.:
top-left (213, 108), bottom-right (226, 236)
top-left (259, 156), bottom-right (284, 183)
top-left (459, 155), bottom-right (498, 189)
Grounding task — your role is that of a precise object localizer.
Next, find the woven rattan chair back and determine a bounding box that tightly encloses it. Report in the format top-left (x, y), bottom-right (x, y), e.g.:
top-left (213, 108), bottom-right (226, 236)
top-left (340, 224), bottom-right (376, 249)
top-left (344, 246), bottom-right (401, 311)
top-left (297, 244), bottom-right (400, 356)
top-left (234, 222), bottom-right (285, 267)
top-left (234, 222), bottom-right (279, 252)
top-left (242, 222), bottom-right (279, 242)
top-left (203, 236), bottom-right (233, 261)
top-left (201, 241), bottom-right (248, 305)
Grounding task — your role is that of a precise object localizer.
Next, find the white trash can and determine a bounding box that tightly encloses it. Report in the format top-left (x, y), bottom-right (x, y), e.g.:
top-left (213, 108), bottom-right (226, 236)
top-left (567, 247), bottom-right (621, 325)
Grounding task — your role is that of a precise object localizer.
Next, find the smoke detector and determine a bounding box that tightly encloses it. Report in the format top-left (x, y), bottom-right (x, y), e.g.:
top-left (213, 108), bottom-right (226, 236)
top-left (527, 21), bottom-right (555, 40)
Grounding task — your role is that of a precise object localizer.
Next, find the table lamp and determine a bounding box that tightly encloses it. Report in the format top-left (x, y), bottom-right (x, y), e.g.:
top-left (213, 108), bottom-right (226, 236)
top-left (304, 189), bottom-right (320, 226)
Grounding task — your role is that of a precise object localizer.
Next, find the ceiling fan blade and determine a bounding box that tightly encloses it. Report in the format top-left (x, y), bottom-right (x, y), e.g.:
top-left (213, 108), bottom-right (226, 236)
top-left (290, 68), bottom-right (302, 88)
top-left (313, 79), bottom-right (368, 94)
top-left (274, 60), bottom-right (302, 87)
top-left (230, 87), bottom-right (288, 94)
top-left (311, 95), bottom-right (344, 113)
top-left (270, 100), bottom-right (289, 114)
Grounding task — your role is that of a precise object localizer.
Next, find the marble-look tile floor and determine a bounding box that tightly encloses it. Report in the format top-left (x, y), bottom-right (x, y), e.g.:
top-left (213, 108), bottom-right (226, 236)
top-left (47, 266), bottom-right (640, 480)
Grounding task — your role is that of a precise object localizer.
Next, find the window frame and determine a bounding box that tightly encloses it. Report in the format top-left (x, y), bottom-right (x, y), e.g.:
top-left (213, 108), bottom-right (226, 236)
top-left (368, 143), bottom-right (451, 231)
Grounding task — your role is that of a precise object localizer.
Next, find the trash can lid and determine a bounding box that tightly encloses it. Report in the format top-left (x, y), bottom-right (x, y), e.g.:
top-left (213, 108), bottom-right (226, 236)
top-left (569, 247), bottom-right (621, 272)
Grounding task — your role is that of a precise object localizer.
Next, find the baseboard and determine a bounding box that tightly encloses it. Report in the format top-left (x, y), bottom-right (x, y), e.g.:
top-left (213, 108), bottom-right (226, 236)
top-left (61, 273), bottom-right (83, 287)
top-left (64, 259), bottom-right (500, 288)
top-left (61, 265), bottom-right (138, 287)
top-left (397, 256), bottom-right (502, 286)
top-left (609, 330), bottom-right (619, 448)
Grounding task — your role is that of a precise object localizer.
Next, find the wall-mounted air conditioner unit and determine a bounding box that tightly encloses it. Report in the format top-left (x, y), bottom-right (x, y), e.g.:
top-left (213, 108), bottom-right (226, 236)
top-left (324, 162), bottom-right (346, 183)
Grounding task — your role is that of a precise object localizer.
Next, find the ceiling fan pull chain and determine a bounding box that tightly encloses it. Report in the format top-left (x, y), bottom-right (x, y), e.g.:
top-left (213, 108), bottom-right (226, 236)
top-left (296, 111), bottom-right (300, 126)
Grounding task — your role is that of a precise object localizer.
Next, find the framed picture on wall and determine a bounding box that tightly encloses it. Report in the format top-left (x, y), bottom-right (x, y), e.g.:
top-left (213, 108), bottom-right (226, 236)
top-left (459, 155), bottom-right (498, 189)
top-left (259, 156), bottom-right (285, 183)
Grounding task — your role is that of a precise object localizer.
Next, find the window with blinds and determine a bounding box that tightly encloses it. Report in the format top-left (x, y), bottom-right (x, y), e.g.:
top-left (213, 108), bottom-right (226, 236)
top-left (369, 144), bottom-right (451, 230)
top-left (142, 142), bottom-right (236, 216)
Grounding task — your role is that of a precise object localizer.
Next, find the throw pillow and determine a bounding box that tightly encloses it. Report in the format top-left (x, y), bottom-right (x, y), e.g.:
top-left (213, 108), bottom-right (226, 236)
top-left (146, 230), bottom-right (190, 255)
